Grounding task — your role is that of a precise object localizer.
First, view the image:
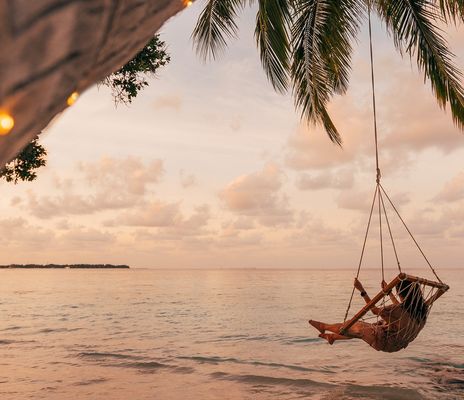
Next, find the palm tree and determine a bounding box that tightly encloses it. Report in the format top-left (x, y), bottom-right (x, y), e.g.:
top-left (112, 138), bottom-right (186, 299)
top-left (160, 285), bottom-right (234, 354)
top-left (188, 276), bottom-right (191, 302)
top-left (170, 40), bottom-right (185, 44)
top-left (192, 0), bottom-right (464, 145)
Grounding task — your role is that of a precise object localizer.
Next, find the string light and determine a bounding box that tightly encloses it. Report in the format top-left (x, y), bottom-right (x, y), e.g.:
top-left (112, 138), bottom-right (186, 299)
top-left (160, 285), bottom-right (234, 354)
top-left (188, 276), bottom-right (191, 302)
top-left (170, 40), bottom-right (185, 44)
top-left (183, 0), bottom-right (193, 7)
top-left (66, 91), bottom-right (79, 106)
top-left (0, 112), bottom-right (14, 135)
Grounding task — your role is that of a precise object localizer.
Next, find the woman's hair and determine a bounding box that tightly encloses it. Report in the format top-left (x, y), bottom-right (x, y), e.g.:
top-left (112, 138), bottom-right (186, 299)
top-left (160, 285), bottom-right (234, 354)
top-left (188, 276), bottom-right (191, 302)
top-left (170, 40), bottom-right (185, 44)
top-left (396, 279), bottom-right (428, 322)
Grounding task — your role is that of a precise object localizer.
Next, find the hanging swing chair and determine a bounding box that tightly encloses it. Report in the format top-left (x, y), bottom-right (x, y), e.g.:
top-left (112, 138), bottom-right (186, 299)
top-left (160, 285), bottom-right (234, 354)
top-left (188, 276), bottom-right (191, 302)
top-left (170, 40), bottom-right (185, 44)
top-left (308, 5), bottom-right (449, 353)
top-left (335, 181), bottom-right (450, 353)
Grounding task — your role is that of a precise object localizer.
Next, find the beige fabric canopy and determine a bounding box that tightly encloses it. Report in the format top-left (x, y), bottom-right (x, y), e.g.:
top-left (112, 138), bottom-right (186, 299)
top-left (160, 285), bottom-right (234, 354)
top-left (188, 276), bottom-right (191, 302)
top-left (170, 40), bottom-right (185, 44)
top-left (0, 0), bottom-right (188, 168)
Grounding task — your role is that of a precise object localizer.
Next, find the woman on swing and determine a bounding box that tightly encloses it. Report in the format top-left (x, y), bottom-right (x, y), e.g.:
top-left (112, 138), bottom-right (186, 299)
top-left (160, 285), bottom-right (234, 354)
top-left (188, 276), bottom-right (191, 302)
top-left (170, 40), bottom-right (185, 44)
top-left (309, 278), bottom-right (429, 353)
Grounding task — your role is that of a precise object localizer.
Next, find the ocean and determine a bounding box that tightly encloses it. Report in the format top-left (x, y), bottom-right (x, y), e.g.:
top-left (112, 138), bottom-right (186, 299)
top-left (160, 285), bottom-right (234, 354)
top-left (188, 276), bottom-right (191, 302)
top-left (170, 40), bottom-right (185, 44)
top-left (0, 268), bottom-right (462, 399)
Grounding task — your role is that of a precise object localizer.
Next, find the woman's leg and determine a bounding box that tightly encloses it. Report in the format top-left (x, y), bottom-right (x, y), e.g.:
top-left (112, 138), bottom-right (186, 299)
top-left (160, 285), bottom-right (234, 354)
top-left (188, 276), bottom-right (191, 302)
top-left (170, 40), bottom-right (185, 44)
top-left (319, 333), bottom-right (353, 345)
top-left (309, 320), bottom-right (353, 336)
top-left (309, 320), bottom-right (377, 346)
top-left (308, 320), bottom-right (326, 333)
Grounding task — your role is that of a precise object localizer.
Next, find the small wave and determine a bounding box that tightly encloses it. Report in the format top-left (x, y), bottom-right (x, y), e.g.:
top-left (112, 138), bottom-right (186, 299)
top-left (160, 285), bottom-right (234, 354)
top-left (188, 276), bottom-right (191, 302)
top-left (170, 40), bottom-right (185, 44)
top-left (78, 352), bottom-right (195, 375)
top-left (179, 355), bottom-right (235, 364)
top-left (211, 371), bottom-right (331, 389)
top-left (40, 386), bottom-right (58, 392)
top-left (178, 355), bottom-right (318, 373)
top-left (1, 325), bottom-right (23, 331)
top-left (78, 352), bottom-right (139, 360)
top-left (407, 357), bottom-right (464, 370)
top-left (175, 366), bottom-right (195, 374)
top-left (121, 361), bottom-right (195, 374)
top-left (345, 383), bottom-right (424, 400)
top-left (284, 337), bottom-right (321, 344)
top-left (407, 355), bottom-right (464, 393)
top-left (73, 378), bottom-right (108, 386)
top-left (211, 371), bottom-right (424, 399)
top-left (38, 327), bottom-right (81, 334)
top-left (124, 361), bottom-right (169, 370)
top-left (443, 378), bottom-right (464, 387)
top-left (216, 334), bottom-right (269, 342)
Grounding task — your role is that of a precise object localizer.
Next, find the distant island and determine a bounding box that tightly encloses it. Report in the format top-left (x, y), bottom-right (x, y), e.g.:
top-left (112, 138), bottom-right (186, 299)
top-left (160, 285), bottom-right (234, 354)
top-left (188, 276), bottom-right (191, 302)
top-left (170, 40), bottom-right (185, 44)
top-left (0, 264), bottom-right (130, 269)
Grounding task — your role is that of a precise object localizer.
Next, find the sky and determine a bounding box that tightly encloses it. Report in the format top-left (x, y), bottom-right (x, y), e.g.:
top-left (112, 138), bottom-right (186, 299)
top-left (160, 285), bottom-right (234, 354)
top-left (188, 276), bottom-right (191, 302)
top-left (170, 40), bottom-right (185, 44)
top-left (0, 4), bottom-right (463, 270)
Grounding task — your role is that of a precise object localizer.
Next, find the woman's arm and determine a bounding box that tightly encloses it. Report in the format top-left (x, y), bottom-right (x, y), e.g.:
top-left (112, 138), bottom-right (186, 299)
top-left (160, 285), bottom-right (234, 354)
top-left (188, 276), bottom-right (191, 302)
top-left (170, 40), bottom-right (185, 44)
top-left (354, 278), bottom-right (381, 315)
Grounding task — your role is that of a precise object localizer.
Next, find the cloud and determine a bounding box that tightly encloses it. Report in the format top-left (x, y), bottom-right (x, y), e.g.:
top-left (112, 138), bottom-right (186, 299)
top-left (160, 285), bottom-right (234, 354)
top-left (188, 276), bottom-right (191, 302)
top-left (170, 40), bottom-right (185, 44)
top-left (336, 190), bottom-right (374, 212)
top-left (78, 157), bottom-right (163, 196)
top-left (296, 169), bottom-right (354, 190)
top-left (222, 217), bottom-right (255, 232)
top-left (113, 200), bottom-right (182, 227)
top-left (0, 218), bottom-right (54, 247)
top-left (285, 54), bottom-right (464, 176)
top-left (113, 202), bottom-right (211, 235)
top-left (434, 171), bottom-right (464, 202)
top-left (60, 227), bottom-right (115, 246)
top-left (392, 202), bottom-right (464, 240)
top-left (285, 213), bottom-right (354, 249)
top-left (216, 231), bottom-right (263, 248)
top-left (285, 122), bottom-right (365, 171)
top-left (180, 169), bottom-right (197, 188)
top-left (10, 196), bottom-right (22, 206)
top-left (336, 189), bottom-right (410, 212)
top-left (153, 95), bottom-right (182, 110)
top-left (22, 157), bottom-right (164, 218)
top-left (380, 70), bottom-right (464, 155)
top-left (0, 217), bottom-right (117, 263)
top-left (229, 116), bottom-right (242, 132)
top-left (219, 163), bottom-right (293, 226)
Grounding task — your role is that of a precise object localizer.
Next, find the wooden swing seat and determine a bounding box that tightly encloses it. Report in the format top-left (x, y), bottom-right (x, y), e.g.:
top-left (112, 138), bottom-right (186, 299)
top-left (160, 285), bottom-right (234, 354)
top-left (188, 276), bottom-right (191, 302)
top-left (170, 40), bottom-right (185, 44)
top-left (340, 273), bottom-right (449, 335)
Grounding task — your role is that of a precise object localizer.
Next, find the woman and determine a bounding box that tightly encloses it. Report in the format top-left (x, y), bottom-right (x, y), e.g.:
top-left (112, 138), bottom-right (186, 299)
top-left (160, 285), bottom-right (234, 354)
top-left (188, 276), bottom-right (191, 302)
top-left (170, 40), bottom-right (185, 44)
top-left (309, 278), bottom-right (429, 352)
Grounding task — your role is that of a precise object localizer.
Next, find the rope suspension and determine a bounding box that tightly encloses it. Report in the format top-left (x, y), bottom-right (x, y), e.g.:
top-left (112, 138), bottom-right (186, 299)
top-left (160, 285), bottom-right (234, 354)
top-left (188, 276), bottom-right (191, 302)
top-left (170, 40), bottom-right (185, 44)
top-left (343, 186), bottom-right (378, 323)
top-left (343, 4), bottom-right (444, 322)
top-left (379, 189), bottom-right (402, 273)
top-left (368, 2), bottom-right (381, 185)
top-left (311, 3), bottom-right (450, 353)
top-left (379, 184), bottom-right (442, 283)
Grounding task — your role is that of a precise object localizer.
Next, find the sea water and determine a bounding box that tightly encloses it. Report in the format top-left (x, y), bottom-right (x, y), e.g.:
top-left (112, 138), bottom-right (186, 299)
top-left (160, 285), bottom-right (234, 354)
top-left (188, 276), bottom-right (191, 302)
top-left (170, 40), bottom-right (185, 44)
top-left (0, 268), bottom-right (462, 399)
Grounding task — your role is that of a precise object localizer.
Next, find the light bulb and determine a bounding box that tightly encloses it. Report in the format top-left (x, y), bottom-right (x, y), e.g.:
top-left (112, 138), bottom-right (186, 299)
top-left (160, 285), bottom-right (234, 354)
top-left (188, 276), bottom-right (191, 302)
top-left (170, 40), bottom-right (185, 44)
top-left (0, 112), bottom-right (14, 135)
top-left (67, 91), bottom-right (79, 106)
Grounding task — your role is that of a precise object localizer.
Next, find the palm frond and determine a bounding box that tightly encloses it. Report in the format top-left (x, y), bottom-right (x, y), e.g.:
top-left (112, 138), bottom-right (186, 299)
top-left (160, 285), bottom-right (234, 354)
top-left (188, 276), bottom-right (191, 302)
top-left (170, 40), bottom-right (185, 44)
top-left (255, 0), bottom-right (292, 93)
top-left (437, 0), bottom-right (464, 23)
top-left (376, 0), bottom-right (464, 129)
top-left (291, 0), bottom-right (362, 145)
top-left (192, 0), bottom-right (247, 60)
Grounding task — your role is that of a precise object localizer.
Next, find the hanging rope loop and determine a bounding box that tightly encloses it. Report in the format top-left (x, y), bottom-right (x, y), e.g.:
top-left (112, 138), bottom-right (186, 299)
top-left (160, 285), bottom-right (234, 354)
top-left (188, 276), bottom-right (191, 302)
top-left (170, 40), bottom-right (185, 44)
top-left (343, 2), bottom-right (444, 324)
top-left (368, 2), bottom-right (381, 185)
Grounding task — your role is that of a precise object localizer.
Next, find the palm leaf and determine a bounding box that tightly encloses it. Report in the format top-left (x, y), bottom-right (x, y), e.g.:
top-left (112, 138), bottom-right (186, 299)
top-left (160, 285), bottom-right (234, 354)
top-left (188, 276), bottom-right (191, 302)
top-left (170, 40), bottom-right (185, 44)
top-left (255, 0), bottom-right (292, 93)
top-left (192, 0), bottom-right (247, 60)
top-left (376, 0), bottom-right (464, 129)
top-left (291, 0), bottom-right (362, 145)
top-left (437, 0), bottom-right (464, 23)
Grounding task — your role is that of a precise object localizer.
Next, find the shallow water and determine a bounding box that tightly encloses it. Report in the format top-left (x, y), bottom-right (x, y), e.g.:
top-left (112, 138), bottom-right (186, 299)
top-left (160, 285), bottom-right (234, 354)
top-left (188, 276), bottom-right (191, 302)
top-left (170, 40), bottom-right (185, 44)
top-left (0, 268), bottom-right (462, 399)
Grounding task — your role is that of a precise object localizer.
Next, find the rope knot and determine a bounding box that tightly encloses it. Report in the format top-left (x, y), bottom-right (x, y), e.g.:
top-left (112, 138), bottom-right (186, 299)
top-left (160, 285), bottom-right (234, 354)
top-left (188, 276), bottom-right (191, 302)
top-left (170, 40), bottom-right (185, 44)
top-left (376, 168), bottom-right (381, 184)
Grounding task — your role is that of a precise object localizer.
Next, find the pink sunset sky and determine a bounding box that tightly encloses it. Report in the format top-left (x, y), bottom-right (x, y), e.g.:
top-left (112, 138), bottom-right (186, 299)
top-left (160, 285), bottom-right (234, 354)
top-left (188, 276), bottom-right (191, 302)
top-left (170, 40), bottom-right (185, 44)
top-left (0, 4), bottom-right (463, 269)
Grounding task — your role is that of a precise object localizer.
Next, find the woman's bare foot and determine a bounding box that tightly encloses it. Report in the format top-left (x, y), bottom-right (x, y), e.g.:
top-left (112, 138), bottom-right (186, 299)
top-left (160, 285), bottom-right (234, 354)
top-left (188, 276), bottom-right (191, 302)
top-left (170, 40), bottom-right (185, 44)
top-left (308, 320), bottom-right (325, 334)
top-left (319, 333), bottom-right (335, 345)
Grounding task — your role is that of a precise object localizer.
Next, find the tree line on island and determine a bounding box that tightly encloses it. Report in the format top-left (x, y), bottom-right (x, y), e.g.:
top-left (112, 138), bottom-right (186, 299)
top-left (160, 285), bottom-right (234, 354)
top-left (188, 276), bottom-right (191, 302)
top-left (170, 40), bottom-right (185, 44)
top-left (0, 264), bottom-right (130, 269)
